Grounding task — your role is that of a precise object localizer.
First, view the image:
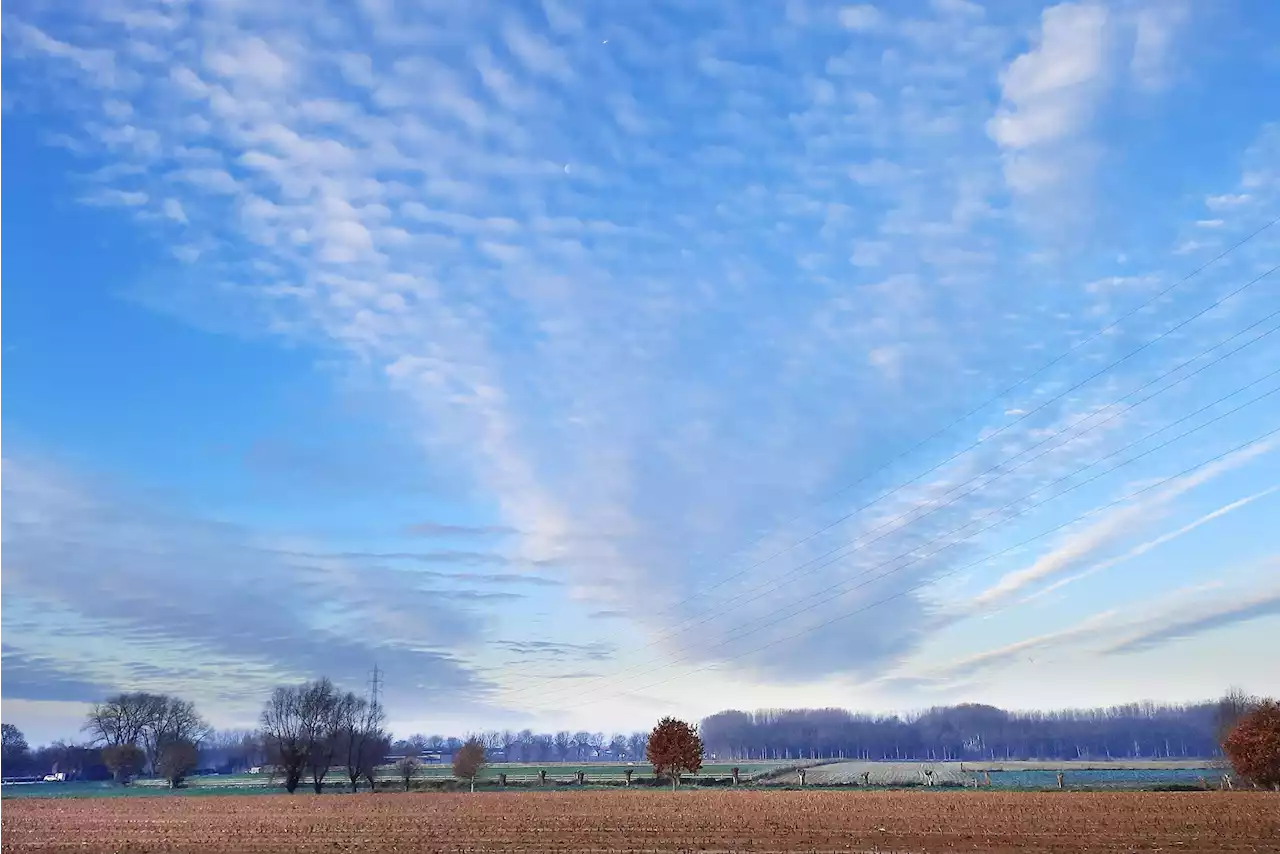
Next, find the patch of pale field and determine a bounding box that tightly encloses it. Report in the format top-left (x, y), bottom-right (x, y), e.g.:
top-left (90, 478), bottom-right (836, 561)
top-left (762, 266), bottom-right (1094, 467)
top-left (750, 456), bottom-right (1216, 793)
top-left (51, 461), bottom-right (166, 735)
top-left (799, 759), bottom-right (1220, 786)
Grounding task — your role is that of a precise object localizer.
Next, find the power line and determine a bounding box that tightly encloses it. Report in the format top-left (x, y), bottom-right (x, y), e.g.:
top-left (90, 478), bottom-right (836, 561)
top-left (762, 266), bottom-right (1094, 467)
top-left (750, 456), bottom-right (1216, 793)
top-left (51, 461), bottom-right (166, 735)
top-left (508, 302), bottom-right (1280, 701)
top-left (555, 421), bottom-right (1280, 711)
top-left (507, 311), bottom-right (1280, 706)
top-left (639, 218), bottom-right (1278, 615)
top-left (521, 370), bottom-right (1279, 710)
top-left (504, 245), bottom-right (1278, 706)
top-left (499, 262), bottom-right (1279, 702)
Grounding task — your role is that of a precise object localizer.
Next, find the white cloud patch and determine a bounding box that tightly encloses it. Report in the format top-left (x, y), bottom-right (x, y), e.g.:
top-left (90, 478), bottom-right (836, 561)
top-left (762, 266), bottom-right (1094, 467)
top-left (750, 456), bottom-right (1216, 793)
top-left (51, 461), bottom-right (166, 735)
top-left (987, 3), bottom-right (1110, 196)
top-left (1128, 1), bottom-right (1189, 91)
top-left (838, 5), bottom-right (886, 32)
top-left (1205, 193), bottom-right (1252, 209)
top-left (163, 198), bottom-right (188, 223)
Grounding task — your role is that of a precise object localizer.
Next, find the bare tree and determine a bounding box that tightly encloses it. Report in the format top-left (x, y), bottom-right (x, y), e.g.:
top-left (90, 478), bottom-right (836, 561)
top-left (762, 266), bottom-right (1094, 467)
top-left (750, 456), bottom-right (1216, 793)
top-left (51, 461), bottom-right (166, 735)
top-left (395, 755), bottom-right (421, 791)
top-left (260, 679), bottom-right (343, 794)
top-left (337, 694), bottom-right (388, 793)
top-left (500, 730), bottom-right (517, 761)
top-left (205, 729), bottom-right (263, 773)
top-left (261, 687), bottom-right (308, 793)
top-left (83, 693), bottom-right (209, 775)
top-left (364, 733), bottom-right (391, 792)
top-left (480, 730), bottom-right (503, 756)
top-left (83, 693), bottom-right (157, 750)
top-left (302, 680), bottom-right (344, 794)
top-left (1216, 688), bottom-right (1260, 743)
top-left (517, 729), bottom-right (535, 762)
top-left (145, 697), bottom-right (210, 774)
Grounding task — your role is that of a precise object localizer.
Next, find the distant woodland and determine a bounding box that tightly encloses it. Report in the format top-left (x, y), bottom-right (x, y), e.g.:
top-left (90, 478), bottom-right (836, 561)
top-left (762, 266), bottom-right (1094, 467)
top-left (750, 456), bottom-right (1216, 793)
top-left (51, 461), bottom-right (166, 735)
top-left (3, 694), bottom-right (1255, 782)
top-left (699, 701), bottom-right (1243, 761)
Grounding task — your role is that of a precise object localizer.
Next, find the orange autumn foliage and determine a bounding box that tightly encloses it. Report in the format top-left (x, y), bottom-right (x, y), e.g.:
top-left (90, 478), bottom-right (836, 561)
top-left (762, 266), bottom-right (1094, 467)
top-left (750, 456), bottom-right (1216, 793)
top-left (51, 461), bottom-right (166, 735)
top-left (645, 717), bottom-right (703, 789)
top-left (1223, 699), bottom-right (1280, 789)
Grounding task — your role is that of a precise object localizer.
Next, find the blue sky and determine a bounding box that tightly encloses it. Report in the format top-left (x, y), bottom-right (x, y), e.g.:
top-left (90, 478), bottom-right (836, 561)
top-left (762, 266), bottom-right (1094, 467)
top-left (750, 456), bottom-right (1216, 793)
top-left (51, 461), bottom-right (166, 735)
top-left (3, 0), bottom-right (1279, 744)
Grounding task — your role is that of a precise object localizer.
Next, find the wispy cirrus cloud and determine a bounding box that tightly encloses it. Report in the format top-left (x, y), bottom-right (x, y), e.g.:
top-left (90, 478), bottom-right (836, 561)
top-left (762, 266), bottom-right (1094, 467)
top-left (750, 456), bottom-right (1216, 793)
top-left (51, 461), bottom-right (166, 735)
top-left (496, 640), bottom-right (615, 661)
top-left (902, 570), bottom-right (1280, 686)
top-left (404, 521), bottom-right (520, 538)
top-left (969, 440), bottom-right (1276, 608)
top-left (1100, 584), bottom-right (1280, 655)
top-left (0, 454), bottom-right (501, 717)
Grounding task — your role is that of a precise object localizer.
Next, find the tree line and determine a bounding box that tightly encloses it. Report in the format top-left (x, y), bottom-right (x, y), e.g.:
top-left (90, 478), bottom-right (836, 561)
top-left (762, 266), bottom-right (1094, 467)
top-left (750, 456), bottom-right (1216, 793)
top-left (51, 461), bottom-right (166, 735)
top-left (4, 685), bottom-right (1276, 791)
top-left (0, 678), bottom-right (659, 792)
top-left (391, 730), bottom-right (652, 763)
top-left (699, 698), bottom-right (1254, 761)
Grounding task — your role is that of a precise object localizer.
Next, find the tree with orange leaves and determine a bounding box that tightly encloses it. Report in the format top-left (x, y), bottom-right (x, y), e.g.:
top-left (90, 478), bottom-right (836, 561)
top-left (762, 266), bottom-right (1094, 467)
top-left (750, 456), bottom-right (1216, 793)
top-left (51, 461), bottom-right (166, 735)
top-left (1222, 699), bottom-right (1280, 790)
top-left (646, 717), bottom-right (703, 789)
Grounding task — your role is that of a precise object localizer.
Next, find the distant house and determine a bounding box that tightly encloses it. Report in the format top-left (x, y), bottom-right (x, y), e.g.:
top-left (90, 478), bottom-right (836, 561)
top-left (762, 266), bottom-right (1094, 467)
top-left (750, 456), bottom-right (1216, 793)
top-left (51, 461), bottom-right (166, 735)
top-left (383, 750), bottom-right (454, 766)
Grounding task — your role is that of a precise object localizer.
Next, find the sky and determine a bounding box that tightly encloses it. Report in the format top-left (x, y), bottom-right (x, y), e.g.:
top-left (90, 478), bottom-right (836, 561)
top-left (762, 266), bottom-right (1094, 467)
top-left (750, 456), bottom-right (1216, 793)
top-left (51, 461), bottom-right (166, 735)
top-left (2, 0), bottom-right (1279, 746)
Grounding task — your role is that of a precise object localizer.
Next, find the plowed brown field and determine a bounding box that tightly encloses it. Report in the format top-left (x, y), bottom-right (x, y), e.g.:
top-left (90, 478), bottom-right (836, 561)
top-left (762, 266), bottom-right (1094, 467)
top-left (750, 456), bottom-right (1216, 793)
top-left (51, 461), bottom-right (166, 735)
top-left (3, 790), bottom-right (1278, 853)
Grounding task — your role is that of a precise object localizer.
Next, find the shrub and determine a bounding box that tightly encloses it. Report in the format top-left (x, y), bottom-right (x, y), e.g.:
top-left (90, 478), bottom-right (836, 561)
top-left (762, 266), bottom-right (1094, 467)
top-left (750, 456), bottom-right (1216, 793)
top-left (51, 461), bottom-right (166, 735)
top-left (100, 744), bottom-right (146, 784)
top-left (155, 740), bottom-right (199, 788)
top-left (1223, 700), bottom-right (1280, 789)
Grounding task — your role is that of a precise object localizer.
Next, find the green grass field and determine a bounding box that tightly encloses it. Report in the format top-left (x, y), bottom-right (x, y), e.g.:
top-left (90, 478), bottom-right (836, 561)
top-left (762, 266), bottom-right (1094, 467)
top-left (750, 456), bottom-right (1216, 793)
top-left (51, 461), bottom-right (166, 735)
top-left (398, 761), bottom-right (783, 780)
top-left (116, 761), bottom-right (790, 791)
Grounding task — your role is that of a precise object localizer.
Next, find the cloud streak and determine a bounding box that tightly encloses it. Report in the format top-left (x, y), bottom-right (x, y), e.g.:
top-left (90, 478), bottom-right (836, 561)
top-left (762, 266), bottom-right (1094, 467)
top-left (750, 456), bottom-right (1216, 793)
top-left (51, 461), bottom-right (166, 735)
top-left (0, 455), bottom-right (499, 716)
